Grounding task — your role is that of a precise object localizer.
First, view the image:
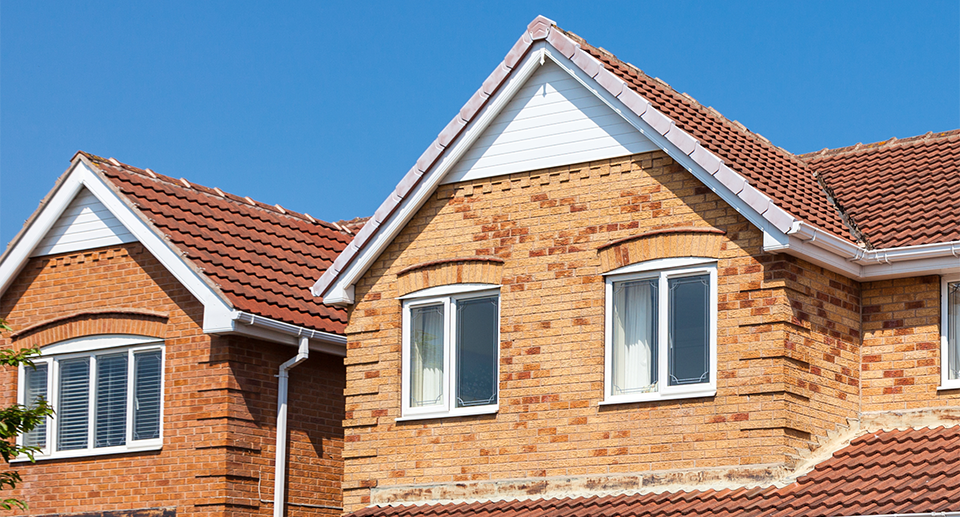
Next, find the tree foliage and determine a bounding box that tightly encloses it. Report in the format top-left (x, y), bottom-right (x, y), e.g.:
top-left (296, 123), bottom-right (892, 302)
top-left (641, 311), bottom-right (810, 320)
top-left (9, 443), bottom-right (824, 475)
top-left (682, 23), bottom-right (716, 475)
top-left (0, 319), bottom-right (54, 511)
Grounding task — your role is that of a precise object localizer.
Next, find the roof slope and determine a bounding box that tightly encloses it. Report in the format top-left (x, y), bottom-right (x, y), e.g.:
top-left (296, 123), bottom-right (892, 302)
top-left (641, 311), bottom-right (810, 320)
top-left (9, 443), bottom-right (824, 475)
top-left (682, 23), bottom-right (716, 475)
top-left (563, 30), bottom-right (851, 242)
top-left (350, 426), bottom-right (960, 516)
top-left (800, 130), bottom-right (960, 248)
top-left (84, 152), bottom-right (351, 333)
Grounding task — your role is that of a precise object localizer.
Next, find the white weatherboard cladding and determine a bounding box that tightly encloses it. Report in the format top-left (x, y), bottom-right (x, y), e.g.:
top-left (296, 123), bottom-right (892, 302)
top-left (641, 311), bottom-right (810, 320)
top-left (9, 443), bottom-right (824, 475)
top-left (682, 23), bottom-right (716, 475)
top-left (442, 60), bottom-right (658, 184)
top-left (32, 187), bottom-right (135, 257)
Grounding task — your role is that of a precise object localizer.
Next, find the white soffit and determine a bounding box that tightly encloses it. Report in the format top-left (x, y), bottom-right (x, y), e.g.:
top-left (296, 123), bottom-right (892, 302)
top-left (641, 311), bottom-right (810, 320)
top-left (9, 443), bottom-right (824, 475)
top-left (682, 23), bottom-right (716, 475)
top-left (442, 60), bottom-right (658, 184)
top-left (32, 187), bottom-right (136, 257)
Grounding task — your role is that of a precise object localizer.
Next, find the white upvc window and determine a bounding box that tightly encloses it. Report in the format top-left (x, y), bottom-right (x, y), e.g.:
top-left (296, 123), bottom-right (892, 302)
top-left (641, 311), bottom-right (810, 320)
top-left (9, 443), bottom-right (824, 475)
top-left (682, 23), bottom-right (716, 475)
top-left (399, 284), bottom-right (500, 420)
top-left (941, 275), bottom-right (960, 390)
top-left (16, 335), bottom-right (164, 461)
top-left (602, 257), bottom-right (718, 404)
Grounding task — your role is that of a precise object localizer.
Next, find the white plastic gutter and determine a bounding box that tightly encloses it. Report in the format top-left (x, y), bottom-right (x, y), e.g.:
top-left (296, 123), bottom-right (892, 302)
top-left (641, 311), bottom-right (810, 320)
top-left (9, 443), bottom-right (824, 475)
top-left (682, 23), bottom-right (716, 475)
top-left (273, 335), bottom-right (310, 517)
top-left (767, 221), bottom-right (960, 280)
top-left (234, 311), bottom-right (347, 347)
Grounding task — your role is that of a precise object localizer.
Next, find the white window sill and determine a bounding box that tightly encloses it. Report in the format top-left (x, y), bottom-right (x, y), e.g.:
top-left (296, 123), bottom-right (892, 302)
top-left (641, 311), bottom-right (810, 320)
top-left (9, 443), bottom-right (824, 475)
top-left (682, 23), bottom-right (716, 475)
top-left (397, 404), bottom-right (498, 422)
top-left (937, 382), bottom-right (960, 391)
top-left (599, 388), bottom-right (716, 406)
top-left (12, 442), bottom-right (162, 463)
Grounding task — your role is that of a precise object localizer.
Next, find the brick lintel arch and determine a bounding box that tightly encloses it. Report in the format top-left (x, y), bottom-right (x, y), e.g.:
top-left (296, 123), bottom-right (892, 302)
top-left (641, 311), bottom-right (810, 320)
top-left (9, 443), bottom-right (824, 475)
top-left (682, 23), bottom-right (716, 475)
top-left (598, 227), bottom-right (726, 273)
top-left (397, 256), bottom-right (504, 296)
top-left (10, 308), bottom-right (169, 347)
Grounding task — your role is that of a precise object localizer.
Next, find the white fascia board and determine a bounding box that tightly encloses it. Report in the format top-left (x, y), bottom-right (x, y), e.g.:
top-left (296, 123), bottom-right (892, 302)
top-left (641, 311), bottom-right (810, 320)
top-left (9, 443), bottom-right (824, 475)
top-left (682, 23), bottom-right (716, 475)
top-left (777, 222), bottom-right (960, 280)
top-left (229, 311), bottom-right (346, 356)
top-left (538, 46), bottom-right (794, 251)
top-left (0, 162), bottom-right (86, 298)
top-left (319, 43), bottom-right (550, 306)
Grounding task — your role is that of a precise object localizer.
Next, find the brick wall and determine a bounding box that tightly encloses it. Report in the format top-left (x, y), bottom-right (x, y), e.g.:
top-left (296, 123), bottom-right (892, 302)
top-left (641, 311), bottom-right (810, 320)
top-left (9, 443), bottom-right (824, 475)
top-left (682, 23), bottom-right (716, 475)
top-left (1, 243), bottom-right (343, 516)
top-left (339, 151), bottom-right (862, 511)
top-left (861, 276), bottom-right (960, 413)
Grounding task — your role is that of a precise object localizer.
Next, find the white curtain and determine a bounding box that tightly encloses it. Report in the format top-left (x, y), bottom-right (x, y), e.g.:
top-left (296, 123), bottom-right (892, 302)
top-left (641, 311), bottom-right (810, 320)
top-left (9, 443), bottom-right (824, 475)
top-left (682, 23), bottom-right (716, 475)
top-left (411, 305), bottom-right (444, 407)
top-left (612, 281), bottom-right (655, 394)
top-left (949, 282), bottom-right (959, 380)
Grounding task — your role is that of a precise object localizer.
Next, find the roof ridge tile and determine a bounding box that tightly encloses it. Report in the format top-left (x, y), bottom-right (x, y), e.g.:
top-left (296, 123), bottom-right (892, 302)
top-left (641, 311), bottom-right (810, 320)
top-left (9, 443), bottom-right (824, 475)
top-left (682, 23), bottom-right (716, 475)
top-left (799, 128), bottom-right (960, 160)
top-left (88, 152), bottom-right (350, 232)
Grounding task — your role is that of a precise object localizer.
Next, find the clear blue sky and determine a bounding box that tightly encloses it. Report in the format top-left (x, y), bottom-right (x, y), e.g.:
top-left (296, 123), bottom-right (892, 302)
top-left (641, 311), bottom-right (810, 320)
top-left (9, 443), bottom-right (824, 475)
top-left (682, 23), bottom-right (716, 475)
top-left (2, 1), bottom-right (958, 246)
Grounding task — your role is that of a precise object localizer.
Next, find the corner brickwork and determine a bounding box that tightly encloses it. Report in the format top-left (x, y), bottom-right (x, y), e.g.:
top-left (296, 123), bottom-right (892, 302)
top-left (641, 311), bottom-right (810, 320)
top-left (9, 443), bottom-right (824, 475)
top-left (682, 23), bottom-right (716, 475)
top-left (0, 243), bottom-right (343, 516)
top-left (340, 151), bottom-right (861, 511)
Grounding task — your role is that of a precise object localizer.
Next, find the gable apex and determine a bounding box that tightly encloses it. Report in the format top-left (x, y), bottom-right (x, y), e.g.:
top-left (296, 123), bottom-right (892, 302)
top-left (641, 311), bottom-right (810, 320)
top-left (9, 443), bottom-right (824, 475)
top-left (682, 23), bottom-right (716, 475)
top-left (311, 18), bottom-right (803, 304)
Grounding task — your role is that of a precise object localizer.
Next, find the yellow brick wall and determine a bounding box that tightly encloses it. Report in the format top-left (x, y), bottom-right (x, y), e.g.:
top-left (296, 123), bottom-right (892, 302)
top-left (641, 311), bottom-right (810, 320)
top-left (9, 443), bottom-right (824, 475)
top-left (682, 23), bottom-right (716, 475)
top-left (340, 151), bottom-right (861, 511)
top-left (861, 276), bottom-right (960, 412)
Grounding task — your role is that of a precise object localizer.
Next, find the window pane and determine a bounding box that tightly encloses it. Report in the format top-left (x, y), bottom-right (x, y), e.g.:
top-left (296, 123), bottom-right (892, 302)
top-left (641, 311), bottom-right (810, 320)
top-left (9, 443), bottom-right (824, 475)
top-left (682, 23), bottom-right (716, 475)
top-left (23, 363), bottom-right (48, 448)
top-left (456, 296), bottom-right (498, 407)
top-left (57, 358), bottom-right (90, 451)
top-left (612, 280), bottom-right (658, 395)
top-left (134, 350), bottom-right (162, 440)
top-left (410, 305), bottom-right (444, 408)
top-left (669, 275), bottom-right (710, 386)
top-left (949, 282), bottom-right (960, 381)
top-left (95, 353), bottom-right (127, 447)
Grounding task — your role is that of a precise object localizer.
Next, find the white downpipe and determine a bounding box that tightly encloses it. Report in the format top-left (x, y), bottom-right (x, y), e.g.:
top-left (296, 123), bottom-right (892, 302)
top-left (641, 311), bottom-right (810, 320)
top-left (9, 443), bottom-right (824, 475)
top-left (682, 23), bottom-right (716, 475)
top-left (273, 335), bottom-right (310, 517)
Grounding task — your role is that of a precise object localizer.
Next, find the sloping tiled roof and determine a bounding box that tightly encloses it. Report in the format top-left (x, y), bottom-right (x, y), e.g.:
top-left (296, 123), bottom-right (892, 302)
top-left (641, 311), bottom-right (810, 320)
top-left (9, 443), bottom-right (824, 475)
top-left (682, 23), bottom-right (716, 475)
top-left (83, 152), bottom-right (351, 334)
top-left (799, 130), bottom-right (960, 249)
top-left (563, 30), bottom-right (852, 242)
top-left (350, 426), bottom-right (960, 517)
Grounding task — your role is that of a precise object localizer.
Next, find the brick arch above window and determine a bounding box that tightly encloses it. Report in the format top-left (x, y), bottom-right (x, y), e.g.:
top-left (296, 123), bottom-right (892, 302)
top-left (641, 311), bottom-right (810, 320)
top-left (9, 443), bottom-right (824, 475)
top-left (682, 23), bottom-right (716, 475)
top-left (397, 256), bottom-right (504, 296)
top-left (597, 227), bottom-right (726, 273)
top-left (10, 308), bottom-right (169, 347)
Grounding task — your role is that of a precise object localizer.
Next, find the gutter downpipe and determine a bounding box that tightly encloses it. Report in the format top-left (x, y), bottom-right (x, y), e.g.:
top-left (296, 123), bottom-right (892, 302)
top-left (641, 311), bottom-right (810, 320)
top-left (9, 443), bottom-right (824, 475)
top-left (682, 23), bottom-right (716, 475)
top-left (273, 335), bottom-right (310, 517)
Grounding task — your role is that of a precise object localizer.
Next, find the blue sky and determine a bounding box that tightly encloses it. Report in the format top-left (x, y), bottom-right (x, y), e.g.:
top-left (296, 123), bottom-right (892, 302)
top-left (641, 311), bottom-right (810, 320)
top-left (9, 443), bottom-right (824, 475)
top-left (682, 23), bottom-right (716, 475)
top-left (2, 1), bottom-right (958, 246)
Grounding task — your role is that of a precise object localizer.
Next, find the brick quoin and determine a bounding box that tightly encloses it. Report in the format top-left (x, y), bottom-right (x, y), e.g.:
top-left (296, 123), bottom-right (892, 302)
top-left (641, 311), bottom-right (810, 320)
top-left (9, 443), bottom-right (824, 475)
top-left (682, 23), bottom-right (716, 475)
top-left (0, 243), bottom-right (344, 516)
top-left (339, 151), bottom-right (871, 511)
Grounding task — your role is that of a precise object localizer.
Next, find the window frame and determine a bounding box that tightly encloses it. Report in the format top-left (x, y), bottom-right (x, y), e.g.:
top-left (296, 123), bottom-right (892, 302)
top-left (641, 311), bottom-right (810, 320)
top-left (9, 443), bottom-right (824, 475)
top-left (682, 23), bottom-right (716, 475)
top-left (15, 335), bottom-right (165, 462)
top-left (602, 257), bottom-right (718, 405)
top-left (940, 274), bottom-right (960, 391)
top-left (399, 284), bottom-right (501, 421)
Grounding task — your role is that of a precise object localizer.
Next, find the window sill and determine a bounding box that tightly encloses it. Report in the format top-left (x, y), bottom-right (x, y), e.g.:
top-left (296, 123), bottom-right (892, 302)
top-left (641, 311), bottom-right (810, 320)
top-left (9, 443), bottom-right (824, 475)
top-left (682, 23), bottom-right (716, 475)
top-left (599, 388), bottom-right (716, 406)
top-left (397, 404), bottom-right (498, 422)
top-left (12, 442), bottom-right (162, 463)
top-left (937, 382), bottom-right (960, 392)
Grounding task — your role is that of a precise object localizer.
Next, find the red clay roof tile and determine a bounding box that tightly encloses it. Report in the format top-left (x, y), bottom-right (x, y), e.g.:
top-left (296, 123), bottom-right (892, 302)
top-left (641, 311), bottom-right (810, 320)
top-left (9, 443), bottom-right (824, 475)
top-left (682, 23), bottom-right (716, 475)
top-left (348, 426), bottom-right (960, 516)
top-left (799, 130), bottom-right (960, 248)
top-left (559, 29), bottom-right (853, 243)
top-left (82, 152), bottom-right (352, 333)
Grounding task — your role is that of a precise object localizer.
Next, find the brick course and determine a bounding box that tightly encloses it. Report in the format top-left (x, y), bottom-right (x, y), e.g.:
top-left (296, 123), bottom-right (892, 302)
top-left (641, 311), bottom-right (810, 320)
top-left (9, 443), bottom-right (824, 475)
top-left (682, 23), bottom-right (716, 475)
top-left (340, 151), bottom-right (863, 511)
top-left (1, 243), bottom-right (343, 516)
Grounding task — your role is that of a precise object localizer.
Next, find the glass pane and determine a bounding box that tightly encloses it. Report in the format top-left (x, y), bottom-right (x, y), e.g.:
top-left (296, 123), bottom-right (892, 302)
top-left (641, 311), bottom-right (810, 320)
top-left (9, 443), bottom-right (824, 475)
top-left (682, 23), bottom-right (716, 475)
top-left (949, 282), bottom-right (960, 381)
top-left (95, 353), bottom-right (128, 447)
top-left (23, 363), bottom-right (48, 448)
top-left (669, 275), bottom-right (710, 386)
top-left (57, 357), bottom-right (90, 451)
top-left (410, 304), bottom-right (444, 408)
top-left (612, 280), bottom-right (658, 395)
top-left (133, 350), bottom-right (162, 440)
top-left (456, 296), bottom-right (498, 407)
